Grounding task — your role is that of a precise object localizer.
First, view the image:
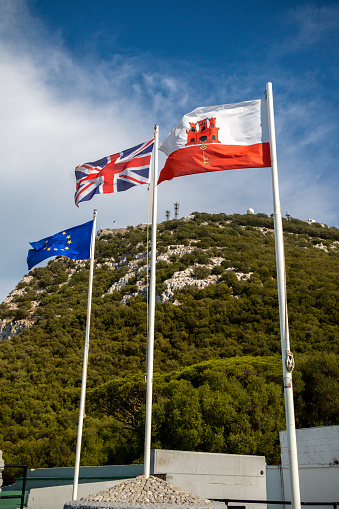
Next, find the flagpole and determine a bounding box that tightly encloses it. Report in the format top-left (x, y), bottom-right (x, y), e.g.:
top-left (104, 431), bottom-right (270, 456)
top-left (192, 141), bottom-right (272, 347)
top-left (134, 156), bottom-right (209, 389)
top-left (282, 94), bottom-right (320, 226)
top-left (266, 82), bottom-right (301, 509)
top-left (72, 209), bottom-right (97, 501)
top-left (143, 125), bottom-right (159, 479)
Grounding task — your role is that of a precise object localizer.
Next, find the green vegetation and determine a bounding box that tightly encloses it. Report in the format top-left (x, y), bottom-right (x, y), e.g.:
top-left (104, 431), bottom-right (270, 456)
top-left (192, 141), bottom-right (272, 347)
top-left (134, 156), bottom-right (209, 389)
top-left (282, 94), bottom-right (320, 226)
top-left (0, 213), bottom-right (338, 469)
top-left (87, 353), bottom-right (338, 465)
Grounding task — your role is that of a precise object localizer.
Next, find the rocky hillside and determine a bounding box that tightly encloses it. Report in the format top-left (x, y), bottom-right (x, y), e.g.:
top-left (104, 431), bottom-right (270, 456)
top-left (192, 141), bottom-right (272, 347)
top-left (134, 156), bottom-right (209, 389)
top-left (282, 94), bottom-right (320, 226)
top-left (0, 216), bottom-right (259, 340)
top-left (2, 212), bottom-right (338, 341)
top-left (0, 212), bottom-right (338, 468)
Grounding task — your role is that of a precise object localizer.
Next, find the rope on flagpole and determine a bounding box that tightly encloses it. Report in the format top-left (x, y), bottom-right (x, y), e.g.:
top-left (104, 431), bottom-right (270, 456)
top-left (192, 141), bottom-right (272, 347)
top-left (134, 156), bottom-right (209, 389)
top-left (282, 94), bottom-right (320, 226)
top-left (143, 125), bottom-right (159, 479)
top-left (72, 209), bottom-right (97, 501)
top-left (146, 184), bottom-right (150, 335)
top-left (266, 82), bottom-right (301, 509)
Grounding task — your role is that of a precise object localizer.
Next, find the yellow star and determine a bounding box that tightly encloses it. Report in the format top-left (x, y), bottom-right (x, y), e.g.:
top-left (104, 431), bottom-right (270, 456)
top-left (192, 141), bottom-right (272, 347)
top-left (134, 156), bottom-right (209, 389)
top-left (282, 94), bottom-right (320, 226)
top-left (67, 240), bottom-right (71, 244)
top-left (62, 231), bottom-right (66, 235)
top-left (54, 248), bottom-right (58, 251)
top-left (47, 248), bottom-right (51, 251)
top-left (65, 247), bottom-right (69, 250)
top-left (67, 235), bottom-right (71, 239)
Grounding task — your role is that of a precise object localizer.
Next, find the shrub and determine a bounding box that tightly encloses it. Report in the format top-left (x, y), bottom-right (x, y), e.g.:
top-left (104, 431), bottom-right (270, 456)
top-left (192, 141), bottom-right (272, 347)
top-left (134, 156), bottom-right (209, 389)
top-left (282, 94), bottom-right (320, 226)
top-left (193, 266), bottom-right (211, 279)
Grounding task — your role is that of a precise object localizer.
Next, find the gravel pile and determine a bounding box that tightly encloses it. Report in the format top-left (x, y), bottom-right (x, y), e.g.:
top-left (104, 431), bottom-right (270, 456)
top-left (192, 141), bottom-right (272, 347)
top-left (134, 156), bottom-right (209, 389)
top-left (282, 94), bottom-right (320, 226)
top-left (80, 475), bottom-right (211, 504)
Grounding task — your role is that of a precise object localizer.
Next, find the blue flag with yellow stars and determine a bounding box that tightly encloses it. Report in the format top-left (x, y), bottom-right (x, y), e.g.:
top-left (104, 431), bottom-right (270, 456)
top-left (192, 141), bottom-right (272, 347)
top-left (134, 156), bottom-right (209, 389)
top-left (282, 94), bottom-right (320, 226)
top-left (27, 220), bottom-right (93, 270)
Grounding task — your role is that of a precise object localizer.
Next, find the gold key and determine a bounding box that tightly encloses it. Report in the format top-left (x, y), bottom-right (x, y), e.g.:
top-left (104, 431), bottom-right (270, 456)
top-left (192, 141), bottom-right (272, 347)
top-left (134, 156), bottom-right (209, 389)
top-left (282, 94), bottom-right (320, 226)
top-left (200, 141), bottom-right (209, 164)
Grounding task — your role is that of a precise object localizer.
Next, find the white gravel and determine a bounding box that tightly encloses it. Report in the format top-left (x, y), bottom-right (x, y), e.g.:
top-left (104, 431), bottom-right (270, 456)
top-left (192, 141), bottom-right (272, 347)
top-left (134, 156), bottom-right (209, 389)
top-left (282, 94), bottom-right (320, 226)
top-left (63, 475), bottom-right (223, 509)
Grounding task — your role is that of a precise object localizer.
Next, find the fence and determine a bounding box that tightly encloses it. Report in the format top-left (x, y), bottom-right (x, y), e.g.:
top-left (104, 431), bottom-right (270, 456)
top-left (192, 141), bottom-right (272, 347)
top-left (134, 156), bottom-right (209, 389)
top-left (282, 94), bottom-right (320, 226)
top-left (210, 498), bottom-right (338, 509)
top-left (0, 464), bottom-right (27, 509)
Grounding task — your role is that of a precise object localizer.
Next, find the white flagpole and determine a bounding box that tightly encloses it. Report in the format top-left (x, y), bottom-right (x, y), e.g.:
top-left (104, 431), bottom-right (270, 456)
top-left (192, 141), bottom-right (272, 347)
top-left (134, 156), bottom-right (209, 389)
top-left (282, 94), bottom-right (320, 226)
top-left (72, 209), bottom-right (97, 500)
top-left (266, 82), bottom-right (301, 509)
top-left (143, 125), bottom-right (159, 479)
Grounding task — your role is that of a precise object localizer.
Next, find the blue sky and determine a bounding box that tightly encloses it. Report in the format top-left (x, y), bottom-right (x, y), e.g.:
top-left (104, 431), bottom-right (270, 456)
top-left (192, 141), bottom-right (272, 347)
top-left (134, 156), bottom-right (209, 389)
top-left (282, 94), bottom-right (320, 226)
top-left (0, 0), bottom-right (338, 302)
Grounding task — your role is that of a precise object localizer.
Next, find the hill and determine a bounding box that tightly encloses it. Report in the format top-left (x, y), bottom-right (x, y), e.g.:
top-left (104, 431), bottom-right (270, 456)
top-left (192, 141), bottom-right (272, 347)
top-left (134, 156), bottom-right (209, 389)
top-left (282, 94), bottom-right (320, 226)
top-left (0, 212), bottom-right (338, 468)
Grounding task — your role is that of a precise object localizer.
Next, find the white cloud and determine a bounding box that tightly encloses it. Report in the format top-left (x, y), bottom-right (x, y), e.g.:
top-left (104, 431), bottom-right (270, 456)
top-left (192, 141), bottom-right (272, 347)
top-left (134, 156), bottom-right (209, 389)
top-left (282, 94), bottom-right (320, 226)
top-left (0, 3), bottom-right (161, 300)
top-left (0, 0), bottom-right (338, 302)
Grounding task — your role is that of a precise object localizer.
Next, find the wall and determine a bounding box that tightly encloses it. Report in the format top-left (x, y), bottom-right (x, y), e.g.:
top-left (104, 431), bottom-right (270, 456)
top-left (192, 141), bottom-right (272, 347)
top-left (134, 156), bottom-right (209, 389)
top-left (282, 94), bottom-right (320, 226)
top-left (279, 425), bottom-right (339, 508)
top-left (151, 449), bottom-right (267, 509)
top-left (266, 466), bottom-right (284, 509)
top-left (0, 450), bottom-right (3, 494)
top-left (26, 479), bottom-right (127, 509)
top-left (5, 464), bottom-right (143, 491)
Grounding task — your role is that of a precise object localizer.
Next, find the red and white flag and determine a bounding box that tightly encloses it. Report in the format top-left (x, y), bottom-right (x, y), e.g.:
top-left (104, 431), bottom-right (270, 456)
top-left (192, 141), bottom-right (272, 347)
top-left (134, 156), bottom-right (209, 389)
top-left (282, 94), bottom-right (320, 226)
top-left (158, 99), bottom-right (271, 184)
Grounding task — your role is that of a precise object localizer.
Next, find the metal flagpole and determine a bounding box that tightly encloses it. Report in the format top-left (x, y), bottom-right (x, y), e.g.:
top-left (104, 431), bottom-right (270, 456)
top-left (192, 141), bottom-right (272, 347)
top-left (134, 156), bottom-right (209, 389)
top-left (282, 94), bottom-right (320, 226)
top-left (72, 209), bottom-right (97, 500)
top-left (266, 82), bottom-right (301, 509)
top-left (143, 125), bottom-right (159, 479)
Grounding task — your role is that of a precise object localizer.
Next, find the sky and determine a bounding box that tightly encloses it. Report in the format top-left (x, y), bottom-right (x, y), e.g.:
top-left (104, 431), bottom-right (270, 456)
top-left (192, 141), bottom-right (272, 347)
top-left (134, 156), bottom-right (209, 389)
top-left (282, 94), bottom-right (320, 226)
top-left (0, 0), bottom-right (338, 302)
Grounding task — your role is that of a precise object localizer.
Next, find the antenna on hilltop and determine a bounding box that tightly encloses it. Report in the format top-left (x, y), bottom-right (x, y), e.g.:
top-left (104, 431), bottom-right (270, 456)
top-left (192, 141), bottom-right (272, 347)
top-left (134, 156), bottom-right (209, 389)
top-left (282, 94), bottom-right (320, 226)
top-left (174, 202), bottom-right (179, 219)
top-left (165, 210), bottom-right (170, 221)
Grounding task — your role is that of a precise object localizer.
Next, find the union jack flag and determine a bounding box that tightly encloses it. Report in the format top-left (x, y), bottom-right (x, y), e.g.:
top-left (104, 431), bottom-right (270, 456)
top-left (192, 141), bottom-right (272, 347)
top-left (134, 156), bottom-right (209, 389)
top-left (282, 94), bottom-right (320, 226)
top-left (75, 139), bottom-right (154, 206)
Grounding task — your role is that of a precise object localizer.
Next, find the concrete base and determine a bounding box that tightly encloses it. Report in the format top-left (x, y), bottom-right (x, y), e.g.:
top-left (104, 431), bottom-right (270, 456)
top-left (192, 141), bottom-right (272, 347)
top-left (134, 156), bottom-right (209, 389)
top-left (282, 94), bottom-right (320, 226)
top-left (64, 503), bottom-right (223, 509)
top-left (27, 479), bottom-right (128, 509)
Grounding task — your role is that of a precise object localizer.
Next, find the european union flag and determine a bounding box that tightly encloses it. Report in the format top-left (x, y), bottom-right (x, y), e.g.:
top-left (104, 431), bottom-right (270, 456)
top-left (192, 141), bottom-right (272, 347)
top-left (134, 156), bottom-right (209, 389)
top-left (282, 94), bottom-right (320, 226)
top-left (27, 220), bottom-right (93, 270)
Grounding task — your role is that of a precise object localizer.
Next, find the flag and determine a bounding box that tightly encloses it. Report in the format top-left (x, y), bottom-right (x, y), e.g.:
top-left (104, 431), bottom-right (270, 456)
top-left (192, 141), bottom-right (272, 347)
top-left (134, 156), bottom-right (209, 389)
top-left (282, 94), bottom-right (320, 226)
top-left (158, 99), bottom-right (271, 184)
top-left (75, 139), bottom-right (154, 206)
top-left (27, 220), bottom-right (93, 270)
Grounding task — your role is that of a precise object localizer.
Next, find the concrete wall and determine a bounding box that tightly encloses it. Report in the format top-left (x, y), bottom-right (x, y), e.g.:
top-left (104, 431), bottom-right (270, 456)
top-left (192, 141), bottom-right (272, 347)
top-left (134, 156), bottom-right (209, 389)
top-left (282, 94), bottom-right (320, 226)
top-left (266, 466), bottom-right (284, 509)
top-left (151, 449), bottom-right (267, 509)
top-left (27, 479), bottom-right (126, 509)
top-left (279, 425), bottom-right (339, 508)
top-left (0, 450), bottom-right (3, 494)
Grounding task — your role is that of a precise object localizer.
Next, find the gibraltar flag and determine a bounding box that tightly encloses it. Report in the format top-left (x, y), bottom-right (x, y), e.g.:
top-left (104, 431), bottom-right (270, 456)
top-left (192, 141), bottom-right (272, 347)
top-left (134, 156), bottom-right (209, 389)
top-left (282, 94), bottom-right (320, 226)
top-left (158, 99), bottom-right (271, 184)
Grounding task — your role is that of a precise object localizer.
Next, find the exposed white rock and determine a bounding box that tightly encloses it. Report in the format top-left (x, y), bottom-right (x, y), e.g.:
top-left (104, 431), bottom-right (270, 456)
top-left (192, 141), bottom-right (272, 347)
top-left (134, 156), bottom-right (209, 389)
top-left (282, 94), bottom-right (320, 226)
top-left (0, 317), bottom-right (38, 341)
top-left (104, 244), bottom-right (253, 304)
top-left (157, 270), bottom-right (220, 303)
top-left (255, 226), bottom-right (274, 235)
top-left (313, 242), bottom-right (328, 252)
top-left (2, 275), bottom-right (34, 305)
top-left (234, 270), bottom-right (253, 281)
top-left (107, 273), bottom-right (136, 293)
top-left (157, 244), bottom-right (195, 263)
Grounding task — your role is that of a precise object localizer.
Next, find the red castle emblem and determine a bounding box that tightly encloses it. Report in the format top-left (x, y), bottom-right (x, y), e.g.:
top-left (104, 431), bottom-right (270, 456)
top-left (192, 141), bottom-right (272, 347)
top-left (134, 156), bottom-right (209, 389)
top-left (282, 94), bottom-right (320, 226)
top-left (185, 117), bottom-right (220, 146)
